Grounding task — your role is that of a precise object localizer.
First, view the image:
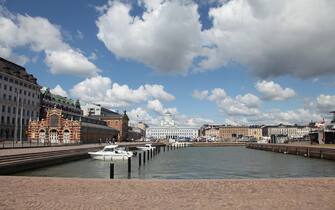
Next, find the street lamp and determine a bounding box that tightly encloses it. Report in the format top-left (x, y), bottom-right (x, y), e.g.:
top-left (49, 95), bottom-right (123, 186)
top-left (14, 90), bottom-right (19, 147)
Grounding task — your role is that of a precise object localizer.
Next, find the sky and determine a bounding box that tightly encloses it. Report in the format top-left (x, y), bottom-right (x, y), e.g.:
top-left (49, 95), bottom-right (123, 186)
top-left (0, 0), bottom-right (335, 127)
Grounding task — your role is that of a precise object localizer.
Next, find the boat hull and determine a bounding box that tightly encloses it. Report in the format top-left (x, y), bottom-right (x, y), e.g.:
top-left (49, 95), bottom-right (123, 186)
top-left (136, 147), bottom-right (150, 151)
top-left (88, 153), bottom-right (132, 161)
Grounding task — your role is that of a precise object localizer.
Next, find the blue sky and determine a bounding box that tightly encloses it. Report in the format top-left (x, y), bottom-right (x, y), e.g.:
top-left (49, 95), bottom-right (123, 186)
top-left (1, 0), bottom-right (335, 126)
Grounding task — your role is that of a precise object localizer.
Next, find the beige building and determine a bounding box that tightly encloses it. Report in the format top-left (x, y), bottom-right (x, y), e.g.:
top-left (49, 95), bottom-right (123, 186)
top-left (219, 126), bottom-right (248, 140)
top-left (247, 127), bottom-right (263, 140)
top-left (0, 57), bottom-right (41, 141)
top-left (204, 127), bottom-right (220, 137)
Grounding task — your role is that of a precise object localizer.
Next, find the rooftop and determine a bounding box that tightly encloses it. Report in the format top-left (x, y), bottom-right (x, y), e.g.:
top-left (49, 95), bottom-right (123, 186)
top-left (0, 57), bottom-right (39, 85)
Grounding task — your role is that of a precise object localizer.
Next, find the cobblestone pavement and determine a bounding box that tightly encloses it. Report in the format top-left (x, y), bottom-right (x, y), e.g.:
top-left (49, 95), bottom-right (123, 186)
top-left (0, 176), bottom-right (334, 210)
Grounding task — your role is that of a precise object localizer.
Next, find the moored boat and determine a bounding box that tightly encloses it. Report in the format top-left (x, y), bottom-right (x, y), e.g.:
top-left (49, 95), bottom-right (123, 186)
top-left (136, 144), bottom-right (156, 151)
top-left (88, 145), bottom-right (133, 160)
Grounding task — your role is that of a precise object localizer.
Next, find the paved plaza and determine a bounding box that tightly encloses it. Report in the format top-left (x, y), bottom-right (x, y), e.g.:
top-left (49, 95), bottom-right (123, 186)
top-left (0, 176), bottom-right (334, 210)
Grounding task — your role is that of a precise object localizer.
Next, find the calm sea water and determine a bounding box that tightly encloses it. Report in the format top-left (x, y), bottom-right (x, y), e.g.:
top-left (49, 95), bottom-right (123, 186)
top-left (16, 147), bottom-right (335, 179)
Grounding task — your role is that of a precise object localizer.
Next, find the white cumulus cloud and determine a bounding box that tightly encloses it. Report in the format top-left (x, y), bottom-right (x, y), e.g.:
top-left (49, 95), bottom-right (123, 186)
top-left (0, 8), bottom-right (99, 76)
top-left (194, 88), bottom-right (261, 116)
top-left (200, 0), bottom-right (335, 78)
top-left (255, 80), bottom-right (296, 101)
top-left (147, 99), bottom-right (177, 115)
top-left (50, 85), bottom-right (68, 97)
top-left (70, 75), bottom-right (175, 108)
top-left (316, 95), bottom-right (335, 113)
top-left (95, 0), bottom-right (335, 78)
top-left (96, 0), bottom-right (202, 74)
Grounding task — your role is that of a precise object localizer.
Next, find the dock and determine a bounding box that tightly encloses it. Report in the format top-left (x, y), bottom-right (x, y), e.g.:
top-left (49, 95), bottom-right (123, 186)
top-left (247, 143), bottom-right (335, 160)
top-left (0, 142), bottom-right (166, 175)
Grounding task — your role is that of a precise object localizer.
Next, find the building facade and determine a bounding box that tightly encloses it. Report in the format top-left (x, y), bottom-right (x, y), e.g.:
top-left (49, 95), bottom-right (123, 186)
top-left (0, 57), bottom-right (41, 141)
top-left (28, 108), bottom-right (119, 144)
top-left (83, 103), bottom-right (130, 141)
top-left (262, 125), bottom-right (311, 138)
top-left (81, 103), bottom-right (114, 117)
top-left (204, 127), bottom-right (220, 137)
top-left (146, 112), bottom-right (199, 140)
top-left (219, 126), bottom-right (249, 140)
top-left (40, 88), bottom-right (82, 119)
top-left (247, 126), bottom-right (263, 140)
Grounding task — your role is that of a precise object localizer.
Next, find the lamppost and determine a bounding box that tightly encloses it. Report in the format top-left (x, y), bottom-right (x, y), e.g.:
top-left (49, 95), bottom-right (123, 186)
top-left (14, 91), bottom-right (19, 147)
top-left (20, 101), bottom-right (23, 147)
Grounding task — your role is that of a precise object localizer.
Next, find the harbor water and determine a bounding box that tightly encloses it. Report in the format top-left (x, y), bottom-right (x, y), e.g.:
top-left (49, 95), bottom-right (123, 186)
top-left (16, 147), bottom-right (335, 179)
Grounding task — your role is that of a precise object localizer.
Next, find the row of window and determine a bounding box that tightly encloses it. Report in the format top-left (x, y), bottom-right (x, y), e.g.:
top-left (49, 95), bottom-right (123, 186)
top-left (148, 132), bottom-right (198, 135)
top-left (0, 74), bottom-right (38, 91)
top-left (148, 130), bottom-right (198, 133)
top-left (1, 105), bottom-right (39, 118)
top-left (0, 116), bottom-right (31, 125)
top-left (0, 128), bottom-right (29, 139)
top-left (0, 83), bottom-right (39, 98)
top-left (1, 93), bottom-right (38, 106)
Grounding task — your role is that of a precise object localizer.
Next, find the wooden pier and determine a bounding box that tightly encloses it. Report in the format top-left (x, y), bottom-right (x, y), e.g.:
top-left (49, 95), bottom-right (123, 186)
top-left (246, 143), bottom-right (335, 160)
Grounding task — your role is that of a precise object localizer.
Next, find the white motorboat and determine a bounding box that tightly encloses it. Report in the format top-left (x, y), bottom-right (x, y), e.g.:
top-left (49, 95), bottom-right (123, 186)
top-left (88, 145), bottom-right (133, 160)
top-left (136, 144), bottom-right (156, 151)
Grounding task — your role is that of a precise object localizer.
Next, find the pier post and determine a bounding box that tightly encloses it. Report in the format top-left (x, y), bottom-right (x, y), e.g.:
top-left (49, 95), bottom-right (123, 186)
top-left (143, 151), bottom-right (146, 164)
top-left (147, 150), bottom-right (150, 161)
top-left (128, 157), bottom-right (131, 177)
top-left (307, 148), bottom-right (310, 157)
top-left (110, 163), bottom-right (114, 179)
top-left (139, 153), bottom-right (142, 167)
top-left (163, 146), bottom-right (165, 152)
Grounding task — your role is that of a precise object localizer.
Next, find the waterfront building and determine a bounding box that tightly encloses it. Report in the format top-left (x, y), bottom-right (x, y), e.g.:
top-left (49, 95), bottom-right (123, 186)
top-left (40, 87), bottom-right (82, 119)
top-left (128, 127), bottom-right (144, 141)
top-left (0, 57), bottom-right (41, 141)
top-left (82, 103), bottom-right (129, 141)
top-left (219, 126), bottom-right (249, 141)
top-left (27, 108), bottom-right (119, 144)
top-left (262, 124), bottom-right (311, 139)
top-left (137, 122), bottom-right (148, 132)
top-left (81, 103), bottom-right (115, 117)
top-left (199, 125), bottom-right (222, 141)
top-left (204, 126), bottom-right (220, 137)
top-left (146, 112), bottom-right (199, 140)
top-left (310, 112), bottom-right (335, 144)
top-left (247, 126), bottom-right (263, 140)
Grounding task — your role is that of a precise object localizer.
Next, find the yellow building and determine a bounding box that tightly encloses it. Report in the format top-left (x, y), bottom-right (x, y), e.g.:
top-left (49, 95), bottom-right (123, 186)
top-left (247, 127), bottom-right (263, 140)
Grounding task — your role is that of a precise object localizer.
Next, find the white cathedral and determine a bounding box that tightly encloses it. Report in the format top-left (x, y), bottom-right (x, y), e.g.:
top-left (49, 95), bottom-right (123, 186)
top-left (146, 111), bottom-right (199, 140)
